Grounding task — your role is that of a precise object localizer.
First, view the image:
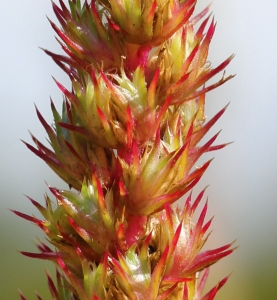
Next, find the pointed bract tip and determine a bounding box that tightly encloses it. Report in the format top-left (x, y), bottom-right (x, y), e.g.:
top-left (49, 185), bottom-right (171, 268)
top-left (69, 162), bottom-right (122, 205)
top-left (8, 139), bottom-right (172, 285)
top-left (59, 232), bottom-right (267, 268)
top-left (19, 290), bottom-right (27, 300)
top-left (35, 292), bottom-right (43, 300)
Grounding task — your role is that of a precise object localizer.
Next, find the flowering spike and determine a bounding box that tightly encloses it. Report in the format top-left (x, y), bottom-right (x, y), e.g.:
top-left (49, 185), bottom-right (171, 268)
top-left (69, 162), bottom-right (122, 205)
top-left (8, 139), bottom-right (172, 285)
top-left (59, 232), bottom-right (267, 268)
top-left (15, 0), bottom-right (236, 299)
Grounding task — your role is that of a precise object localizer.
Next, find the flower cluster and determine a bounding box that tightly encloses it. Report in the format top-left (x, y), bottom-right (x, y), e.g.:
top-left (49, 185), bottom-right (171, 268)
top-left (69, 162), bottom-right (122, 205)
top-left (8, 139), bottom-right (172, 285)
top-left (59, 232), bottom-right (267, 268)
top-left (14, 0), bottom-right (235, 299)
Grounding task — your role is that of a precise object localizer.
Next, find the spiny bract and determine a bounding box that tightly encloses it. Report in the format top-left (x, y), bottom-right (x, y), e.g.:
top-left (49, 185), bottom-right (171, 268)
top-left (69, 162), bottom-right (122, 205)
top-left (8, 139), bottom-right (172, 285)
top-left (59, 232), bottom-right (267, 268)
top-left (15, 0), bottom-right (235, 299)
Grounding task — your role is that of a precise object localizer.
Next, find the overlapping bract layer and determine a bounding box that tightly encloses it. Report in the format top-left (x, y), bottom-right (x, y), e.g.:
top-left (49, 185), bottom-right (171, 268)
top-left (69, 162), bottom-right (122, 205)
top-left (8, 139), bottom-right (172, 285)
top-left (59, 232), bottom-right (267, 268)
top-left (15, 189), bottom-right (235, 300)
top-left (25, 0), bottom-right (233, 205)
top-left (17, 0), bottom-right (235, 299)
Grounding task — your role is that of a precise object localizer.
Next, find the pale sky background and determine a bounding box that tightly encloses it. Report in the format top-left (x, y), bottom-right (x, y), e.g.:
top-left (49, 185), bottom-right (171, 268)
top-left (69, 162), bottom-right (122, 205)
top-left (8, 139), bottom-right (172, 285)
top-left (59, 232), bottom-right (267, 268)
top-left (1, 0), bottom-right (277, 299)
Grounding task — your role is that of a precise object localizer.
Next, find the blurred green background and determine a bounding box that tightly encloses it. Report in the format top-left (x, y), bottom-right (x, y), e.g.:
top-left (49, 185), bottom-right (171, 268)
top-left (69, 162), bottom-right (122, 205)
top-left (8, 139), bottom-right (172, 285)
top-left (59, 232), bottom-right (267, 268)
top-left (1, 0), bottom-right (277, 299)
